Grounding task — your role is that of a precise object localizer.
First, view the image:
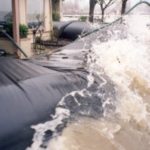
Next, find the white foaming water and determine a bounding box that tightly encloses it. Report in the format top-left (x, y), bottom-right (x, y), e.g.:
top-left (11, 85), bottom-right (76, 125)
top-left (48, 15), bottom-right (150, 150)
top-left (26, 89), bottom-right (87, 150)
top-left (26, 105), bottom-right (70, 150)
top-left (91, 15), bottom-right (150, 123)
top-left (28, 15), bottom-right (150, 150)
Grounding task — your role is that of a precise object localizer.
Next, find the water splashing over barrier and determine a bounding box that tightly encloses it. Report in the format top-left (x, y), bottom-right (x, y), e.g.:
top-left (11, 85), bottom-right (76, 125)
top-left (27, 2), bottom-right (150, 150)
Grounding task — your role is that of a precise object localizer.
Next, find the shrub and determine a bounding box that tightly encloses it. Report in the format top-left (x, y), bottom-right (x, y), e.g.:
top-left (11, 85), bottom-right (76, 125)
top-left (80, 16), bottom-right (87, 22)
top-left (19, 24), bottom-right (28, 38)
top-left (5, 22), bottom-right (13, 37)
top-left (3, 23), bottom-right (28, 38)
top-left (52, 12), bottom-right (60, 21)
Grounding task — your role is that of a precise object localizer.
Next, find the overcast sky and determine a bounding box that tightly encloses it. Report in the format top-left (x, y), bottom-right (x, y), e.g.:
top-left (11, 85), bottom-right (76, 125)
top-left (0, 0), bottom-right (43, 13)
top-left (64, 0), bottom-right (89, 8)
top-left (0, 0), bottom-right (150, 12)
top-left (0, 0), bottom-right (11, 11)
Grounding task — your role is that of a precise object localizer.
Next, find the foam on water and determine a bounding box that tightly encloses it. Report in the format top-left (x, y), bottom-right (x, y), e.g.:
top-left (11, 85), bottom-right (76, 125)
top-left (47, 15), bottom-right (150, 150)
top-left (91, 15), bottom-right (150, 123)
top-left (27, 14), bottom-right (150, 150)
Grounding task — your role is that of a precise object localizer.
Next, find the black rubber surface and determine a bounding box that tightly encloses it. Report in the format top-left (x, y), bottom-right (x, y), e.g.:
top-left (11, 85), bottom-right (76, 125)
top-left (0, 16), bottom-right (118, 150)
top-left (54, 21), bottom-right (92, 40)
top-left (1, 2), bottom-right (149, 149)
top-left (0, 57), bottom-right (88, 150)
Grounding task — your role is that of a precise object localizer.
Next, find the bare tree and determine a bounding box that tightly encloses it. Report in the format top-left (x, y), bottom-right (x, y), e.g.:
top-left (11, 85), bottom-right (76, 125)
top-left (52, 0), bottom-right (63, 21)
top-left (89, 0), bottom-right (97, 22)
top-left (97, 0), bottom-right (115, 22)
top-left (121, 0), bottom-right (128, 14)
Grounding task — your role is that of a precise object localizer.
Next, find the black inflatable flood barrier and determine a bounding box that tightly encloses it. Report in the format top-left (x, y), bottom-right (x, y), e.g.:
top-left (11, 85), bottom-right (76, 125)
top-left (0, 2), bottom-right (149, 149)
top-left (0, 57), bottom-right (89, 150)
top-left (0, 16), bottom-right (122, 149)
top-left (0, 16), bottom-right (123, 150)
top-left (54, 21), bottom-right (92, 40)
top-left (0, 10), bottom-right (126, 150)
top-left (0, 19), bottom-right (98, 149)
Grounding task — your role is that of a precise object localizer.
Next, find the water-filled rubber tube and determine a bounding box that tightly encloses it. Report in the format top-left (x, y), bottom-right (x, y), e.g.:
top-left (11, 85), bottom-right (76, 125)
top-left (1, 3), bottom-right (149, 149)
top-left (54, 21), bottom-right (92, 40)
top-left (0, 58), bottom-right (87, 149)
top-left (0, 24), bottom-right (115, 149)
top-left (0, 16), bottom-right (116, 150)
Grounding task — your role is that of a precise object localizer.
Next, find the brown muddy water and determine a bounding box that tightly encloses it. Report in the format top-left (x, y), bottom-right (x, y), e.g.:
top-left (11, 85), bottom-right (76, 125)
top-left (49, 117), bottom-right (150, 150)
top-left (27, 15), bottom-right (150, 150)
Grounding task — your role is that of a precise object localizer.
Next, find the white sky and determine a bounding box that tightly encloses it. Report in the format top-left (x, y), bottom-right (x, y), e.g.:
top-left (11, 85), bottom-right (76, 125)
top-left (64, 0), bottom-right (89, 8)
top-left (0, 0), bottom-right (150, 12)
top-left (0, 0), bottom-right (43, 13)
top-left (0, 0), bottom-right (11, 11)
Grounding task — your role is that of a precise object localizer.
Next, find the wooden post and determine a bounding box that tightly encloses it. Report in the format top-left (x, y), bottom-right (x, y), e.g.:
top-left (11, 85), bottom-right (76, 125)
top-left (43, 0), bottom-right (53, 39)
top-left (12, 0), bottom-right (20, 45)
top-left (19, 0), bottom-right (27, 25)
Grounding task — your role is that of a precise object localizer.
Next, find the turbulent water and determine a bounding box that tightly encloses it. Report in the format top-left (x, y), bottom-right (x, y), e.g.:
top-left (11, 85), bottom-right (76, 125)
top-left (27, 14), bottom-right (150, 150)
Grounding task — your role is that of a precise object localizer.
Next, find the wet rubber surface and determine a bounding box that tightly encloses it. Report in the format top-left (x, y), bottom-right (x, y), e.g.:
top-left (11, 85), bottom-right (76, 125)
top-left (0, 15), bottom-right (129, 149)
top-left (54, 21), bottom-right (92, 40)
top-left (0, 57), bottom-right (89, 149)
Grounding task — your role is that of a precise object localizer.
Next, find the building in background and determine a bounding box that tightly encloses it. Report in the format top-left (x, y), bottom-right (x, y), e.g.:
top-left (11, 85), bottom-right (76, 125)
top-left (0, 0), bottom-right (54, 58)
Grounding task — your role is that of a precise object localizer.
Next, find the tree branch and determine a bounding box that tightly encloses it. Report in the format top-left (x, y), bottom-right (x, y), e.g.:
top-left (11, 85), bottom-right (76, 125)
top-left (104, 0), bottom-right (114, 9)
